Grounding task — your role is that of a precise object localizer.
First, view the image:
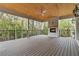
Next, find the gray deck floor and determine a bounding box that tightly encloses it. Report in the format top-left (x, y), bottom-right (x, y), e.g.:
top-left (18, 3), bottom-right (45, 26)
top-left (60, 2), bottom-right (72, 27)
top-left (0, 35), bottom-right (79, 56)
top-left (25, 36), bottom-right (79, 56)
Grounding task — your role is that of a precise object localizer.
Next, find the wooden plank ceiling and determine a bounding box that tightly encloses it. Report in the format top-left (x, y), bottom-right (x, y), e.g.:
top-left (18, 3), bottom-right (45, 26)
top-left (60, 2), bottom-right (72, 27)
top-left (0, 3), bottom-right (75, 21)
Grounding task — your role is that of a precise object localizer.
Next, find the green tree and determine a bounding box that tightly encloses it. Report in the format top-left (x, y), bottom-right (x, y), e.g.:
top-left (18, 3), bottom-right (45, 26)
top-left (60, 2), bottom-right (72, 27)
top-left (59, 19), bottom-right (72, 37)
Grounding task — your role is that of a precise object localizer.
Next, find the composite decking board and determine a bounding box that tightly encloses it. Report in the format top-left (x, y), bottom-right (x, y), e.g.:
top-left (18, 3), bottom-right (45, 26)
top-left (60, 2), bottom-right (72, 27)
top-left (72, 39), bottom-right (77, 56)
top-left (70, 39), bottom-right (72, 55)
top-left (62, 39), bottom-right (68, 56)
top-left (55, 42), bottom-right (62, 56)
top-left (60, 39), bottom-right (67, 56)
top-left (45, 40), bottom-right (60, 56)
top-left (37, 38), bottom-right (59, 56)
top-left (71, 39), bottom-right (77, 56)
top-left (0, 35), bottom-right (79, 56)
top-left (72, 40), bottom-right (78, 56)
top-left (63, 39), bottom-right (68, 56)
top-left (59, 41), bottom-right (66, 56)
top-left (65, 39), bottom-right (69, 56)
top-left (55, 39), bottom-right (62, 56)
top-left (51, 40), bottom-right (59, 56)
top-left (29, 38), bottom-right (57, 56)
top-left (74, 40), bottom-right (79, 55)
top-left (24, 38), bottom-right (52, 56)
top-left (70, 39), bottom-right (74, 56)
top-left (71, 39), bottom-right (75, 56)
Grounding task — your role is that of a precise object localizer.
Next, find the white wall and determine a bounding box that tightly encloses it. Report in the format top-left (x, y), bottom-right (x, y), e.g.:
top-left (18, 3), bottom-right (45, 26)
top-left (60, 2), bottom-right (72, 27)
top-left (48, 28), bottom-right (59, 37)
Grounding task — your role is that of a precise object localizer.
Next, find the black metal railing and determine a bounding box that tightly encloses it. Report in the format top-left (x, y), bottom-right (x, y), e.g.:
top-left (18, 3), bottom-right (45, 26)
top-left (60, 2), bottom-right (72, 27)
top-left (0, 29), bottom-right (48, 41)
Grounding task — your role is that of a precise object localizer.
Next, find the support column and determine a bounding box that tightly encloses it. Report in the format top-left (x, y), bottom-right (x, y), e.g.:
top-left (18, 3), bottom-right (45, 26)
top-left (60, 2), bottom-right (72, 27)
top-left (76, 17), bottom-right (79, 40)
top-left (75, 17), bottom-right (79, 46)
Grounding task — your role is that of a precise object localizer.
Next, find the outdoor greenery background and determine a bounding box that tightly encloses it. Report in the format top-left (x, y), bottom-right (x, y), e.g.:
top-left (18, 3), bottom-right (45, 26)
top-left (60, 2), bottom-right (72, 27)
top-left (0, 12), bottom-right (75, 41)
top-left (59, 18), bottom-right (75, 37)
top-left (0, 12), bottom-right (48, 41)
